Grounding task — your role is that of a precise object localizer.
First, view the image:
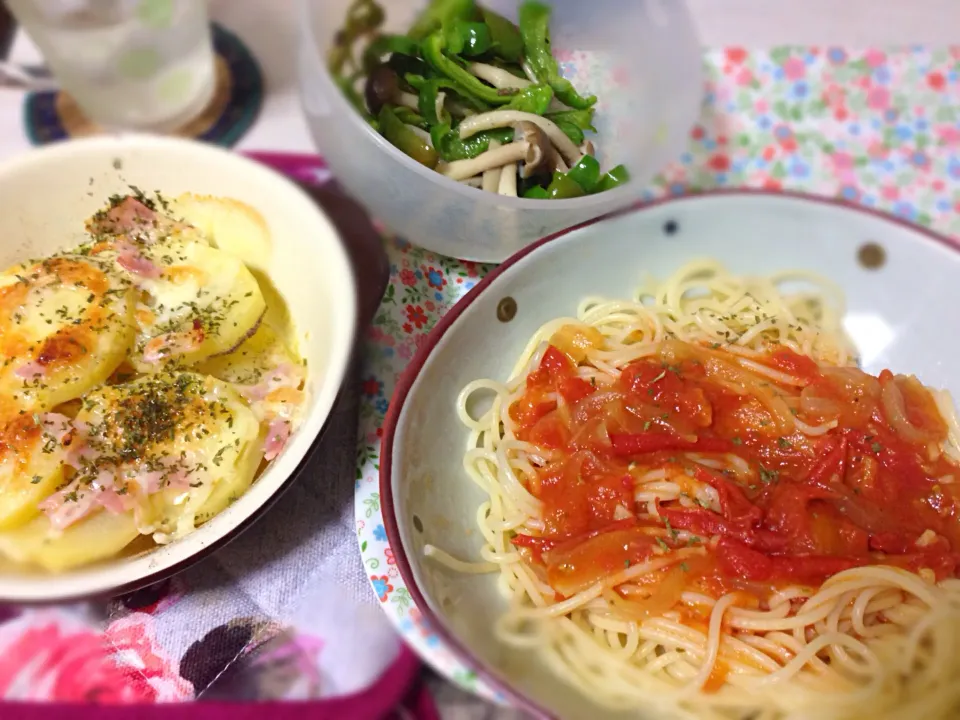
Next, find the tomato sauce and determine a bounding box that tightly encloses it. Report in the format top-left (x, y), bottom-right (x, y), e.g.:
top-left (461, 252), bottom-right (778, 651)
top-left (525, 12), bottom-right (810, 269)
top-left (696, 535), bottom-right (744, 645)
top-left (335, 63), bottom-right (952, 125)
top-left (510, 336), bottom-right (960, 601)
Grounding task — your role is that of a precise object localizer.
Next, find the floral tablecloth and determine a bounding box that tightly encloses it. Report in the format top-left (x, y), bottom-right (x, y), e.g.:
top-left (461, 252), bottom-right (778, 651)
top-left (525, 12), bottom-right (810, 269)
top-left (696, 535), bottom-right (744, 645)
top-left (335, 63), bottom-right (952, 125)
top-left (353, 45), bottom-right (960, 700)
top-left (2, 45), bottom-right (960, 720)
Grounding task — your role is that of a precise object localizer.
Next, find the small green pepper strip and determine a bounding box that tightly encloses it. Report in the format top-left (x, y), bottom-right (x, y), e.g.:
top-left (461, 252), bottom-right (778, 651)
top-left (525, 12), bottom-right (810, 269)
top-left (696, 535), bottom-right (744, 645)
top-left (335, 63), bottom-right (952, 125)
top-left (545, 108), bottom-right (596, 133)
top-left (523, 186), bottom-right (550, 199)
top-left (546, 107), bottom-right (597, 145)
top-left (546, 172), bottom-right (586, 199)
top-left (379, 105), bottom-right (439, 169)
top-left (518, 1), bottom-right (596, 110)
top-left (405, 74), bottom-right (491, 112)
top-left (595, 164), bottom-right (631, 192)
top-left (393, 107), bottom-right (429, 130)
top-left (565, 155), bottom-right (601, 193)
top-left (506, 83), bottom-right (554, 114)
top-left (409, 0), bottom-right (477, 41)
top-left (430, 124), bottom-right (514, 162)
top-left (362, 34), bottom-right (420, 74)
top-left (386, 52), bottom-right (431, 83)
top-left (446, 21), bottom-right (492, 56)
top-left (417, 79), bottom-right (452, 126)
top-left (328, 0), bottom-right (386, 75)
top-left (551, 119), bottom-right (583, 146)
top-left (421, 33), bottom-right (518, 105)
top-left (481, 8), bottom-right (524, 62)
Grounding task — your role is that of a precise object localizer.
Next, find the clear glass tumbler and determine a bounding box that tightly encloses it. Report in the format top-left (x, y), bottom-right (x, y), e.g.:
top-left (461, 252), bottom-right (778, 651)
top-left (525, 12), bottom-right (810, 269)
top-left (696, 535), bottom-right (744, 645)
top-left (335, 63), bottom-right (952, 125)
top-left (6, 0), bottom-right (216, 132)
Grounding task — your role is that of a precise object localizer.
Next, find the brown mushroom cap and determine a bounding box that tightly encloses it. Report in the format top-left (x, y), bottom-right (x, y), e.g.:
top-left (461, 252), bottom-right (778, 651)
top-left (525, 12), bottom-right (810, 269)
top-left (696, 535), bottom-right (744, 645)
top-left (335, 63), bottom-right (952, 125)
top-left (364, 64), bottom-right (400, 115)
top-left (513, 121), bottom-right (554, 179)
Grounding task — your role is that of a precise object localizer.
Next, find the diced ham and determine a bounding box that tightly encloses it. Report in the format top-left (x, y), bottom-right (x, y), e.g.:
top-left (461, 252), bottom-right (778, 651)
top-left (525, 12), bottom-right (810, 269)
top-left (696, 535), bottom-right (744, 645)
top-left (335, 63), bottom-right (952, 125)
top-left (115, 241), bottom-right (161, 278)
top-left (240, 363), bottom-right (306, 429)
top-left (39, 475), bottom-right (107, 531)
top-left (142, 321), bottom-right (205, 363)
top-left (264, 418), bottom-right (291, 461)
top-left (131, 469), bottom-right (166, 495)
top-left (15, 361), bottom-right (45, 379)
top-left (97, 487), bottom-right (128, 514)
top-left (91, 197), bottom-right (157, 237)
top-left (39, 412), bottom-right (73, 439)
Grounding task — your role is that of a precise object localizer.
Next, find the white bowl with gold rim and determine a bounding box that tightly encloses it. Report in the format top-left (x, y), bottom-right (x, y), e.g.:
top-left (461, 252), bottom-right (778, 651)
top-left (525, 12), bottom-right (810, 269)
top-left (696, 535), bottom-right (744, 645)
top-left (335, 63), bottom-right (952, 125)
top-left (0, 135), bottom-right (356, 603)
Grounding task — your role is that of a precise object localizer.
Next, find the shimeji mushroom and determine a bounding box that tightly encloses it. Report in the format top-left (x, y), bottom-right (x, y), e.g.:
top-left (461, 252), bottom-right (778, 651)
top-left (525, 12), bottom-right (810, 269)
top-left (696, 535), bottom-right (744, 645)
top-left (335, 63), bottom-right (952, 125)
top-left (441, 122), bottom-right (557, 184)
top-left (497, 162), bottom-right (518, 196)
top-left (467, 62), bottom-right (532, 91)
top-left (457, 110), bottom-right (582, 166)
top-left (364, 65), bottom-right (420, 114)
top-left (482, 140), bottom-right (504, 192)
top-left (513, 121), bottom-right (565, 176)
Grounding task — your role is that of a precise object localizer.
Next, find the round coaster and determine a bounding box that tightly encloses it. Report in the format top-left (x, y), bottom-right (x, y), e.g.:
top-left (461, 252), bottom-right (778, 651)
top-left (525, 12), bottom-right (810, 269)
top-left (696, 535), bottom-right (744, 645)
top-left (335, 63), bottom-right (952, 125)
top-left (24, 23), bottom-right (263, 147)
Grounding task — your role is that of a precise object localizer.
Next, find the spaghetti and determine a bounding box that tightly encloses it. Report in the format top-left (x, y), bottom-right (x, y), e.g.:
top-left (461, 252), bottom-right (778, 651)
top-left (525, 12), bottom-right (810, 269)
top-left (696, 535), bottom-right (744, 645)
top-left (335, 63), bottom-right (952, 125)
top-left (440, 260), bottom-right (960, 720)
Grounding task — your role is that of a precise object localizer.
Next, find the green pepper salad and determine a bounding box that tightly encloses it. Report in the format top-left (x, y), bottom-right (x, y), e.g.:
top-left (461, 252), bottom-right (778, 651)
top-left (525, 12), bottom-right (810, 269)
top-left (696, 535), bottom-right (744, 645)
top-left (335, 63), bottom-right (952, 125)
top-left (328, 0), bottom-right (630, 199)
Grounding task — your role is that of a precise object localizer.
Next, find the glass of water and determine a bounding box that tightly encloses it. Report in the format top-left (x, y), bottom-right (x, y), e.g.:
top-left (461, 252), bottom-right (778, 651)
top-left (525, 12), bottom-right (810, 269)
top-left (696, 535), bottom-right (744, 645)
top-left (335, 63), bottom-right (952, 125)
top-left (6, 0), bottom-right (216, 132)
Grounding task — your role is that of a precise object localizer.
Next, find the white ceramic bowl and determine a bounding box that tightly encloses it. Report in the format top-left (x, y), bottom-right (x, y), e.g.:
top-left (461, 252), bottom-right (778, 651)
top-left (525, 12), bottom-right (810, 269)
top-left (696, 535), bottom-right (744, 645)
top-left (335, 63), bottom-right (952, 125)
top-left (0, 135), bottom-right (357, 603)
top-left (380, 191), bottom-right (960, 718)
top-left (298, 0), bottom-right (703, 262)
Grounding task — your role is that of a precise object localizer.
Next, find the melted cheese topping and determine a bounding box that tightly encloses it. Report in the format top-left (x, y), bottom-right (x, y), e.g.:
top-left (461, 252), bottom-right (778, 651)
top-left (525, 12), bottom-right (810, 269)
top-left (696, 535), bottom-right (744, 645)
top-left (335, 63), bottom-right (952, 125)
top-left (0, 192), bottom-right (308, 573)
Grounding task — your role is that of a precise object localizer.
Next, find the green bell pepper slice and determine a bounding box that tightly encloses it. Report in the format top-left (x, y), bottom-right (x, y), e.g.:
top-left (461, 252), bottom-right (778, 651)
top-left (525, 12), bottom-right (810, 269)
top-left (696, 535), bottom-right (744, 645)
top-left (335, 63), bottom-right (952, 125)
top-left (565, 155), bottom-right (601, 193)
top-left (421, 33), bottom-right (518, 105)
top-left (545, 108), bottom-right (596, 132)
top-left (481, 8), bottom-right (524, 62)
top-left (518, 1), bottom-right (596, 110)
top-left (417, 79), bottom-right (452, 126)
top-left (393, 107), bottom-right (429, 130)
top-left (406, 73), bottom-right (491, 113)
top-left (595, 164), bottom-right (631, 192)
top-left (409, 0), bottom-right (477, 41)
top-left (523, 186), bottom-right (550, 199)
top-left (379, 105), bottom-right (439, 168)
top-left (506, 83), bottom-right (553, 114)
top-left (362, 34), bottom-right (419, 74)
top-left (551, 119), bottom-right (583, 146)
top-left (447, 21), bottom-right (492, 56)
top-left (430, 124), bottom-right (514, 162)
top-left (546, 172), bottom-right (586, 199)
top-left (544, 108), bottom-right (597, 145)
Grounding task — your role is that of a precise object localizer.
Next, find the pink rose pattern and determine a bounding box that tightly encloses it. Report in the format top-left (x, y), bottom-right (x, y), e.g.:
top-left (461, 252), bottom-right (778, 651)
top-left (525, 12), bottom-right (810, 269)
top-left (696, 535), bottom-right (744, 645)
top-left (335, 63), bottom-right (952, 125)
top-left (0, 611), bottom-right (191, 702)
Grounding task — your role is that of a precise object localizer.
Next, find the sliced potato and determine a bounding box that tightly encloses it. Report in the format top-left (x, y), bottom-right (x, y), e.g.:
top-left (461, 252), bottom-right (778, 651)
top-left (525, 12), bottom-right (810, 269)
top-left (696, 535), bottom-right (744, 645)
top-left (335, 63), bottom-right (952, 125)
top-left (196, 321), bottom-right (298, 386)
top-left (0, 414), bottom-right (67, 530)
top-left (125, 239), bottom-right (267, 370)
top-left (0, 509), bottom-right (139, 572)
top-left (74, 372), bottom-right (261, 541)
top-left (193, 426), bottom-right (266, 526)
top-left (0, 254), bottom-right (136, 415)
top-left (167, 193), bottom-right (272, 274)
top-left (84, 194), bottom-right (210, 248)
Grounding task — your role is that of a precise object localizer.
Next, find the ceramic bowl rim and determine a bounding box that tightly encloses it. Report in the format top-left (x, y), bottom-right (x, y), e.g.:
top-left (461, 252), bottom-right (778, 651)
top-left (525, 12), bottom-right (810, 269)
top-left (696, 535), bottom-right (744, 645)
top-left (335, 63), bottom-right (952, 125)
top-left (0, 134), bottom-right (359, 604)
top-left (378, 188), bottom-right (960, 718)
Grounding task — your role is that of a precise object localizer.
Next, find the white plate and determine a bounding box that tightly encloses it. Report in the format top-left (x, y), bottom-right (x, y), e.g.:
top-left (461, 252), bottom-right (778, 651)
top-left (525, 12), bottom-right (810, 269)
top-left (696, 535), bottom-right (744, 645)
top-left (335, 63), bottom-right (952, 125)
top-left (0, 135), bottom-right (357, 603)
top-left (378, 191), bottom-right (960, 719)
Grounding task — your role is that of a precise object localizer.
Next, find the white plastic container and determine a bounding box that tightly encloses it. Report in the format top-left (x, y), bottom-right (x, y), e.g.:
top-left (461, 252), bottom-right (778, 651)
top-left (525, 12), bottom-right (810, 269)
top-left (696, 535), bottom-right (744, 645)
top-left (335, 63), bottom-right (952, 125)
top-left (298, 0), bottom-right (703, 262)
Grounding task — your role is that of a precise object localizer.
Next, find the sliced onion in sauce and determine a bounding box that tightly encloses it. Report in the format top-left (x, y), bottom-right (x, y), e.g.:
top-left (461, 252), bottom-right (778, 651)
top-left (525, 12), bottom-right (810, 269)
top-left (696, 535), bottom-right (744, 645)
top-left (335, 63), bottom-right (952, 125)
top-left (603, 565), bottom-right (687, 622)
top-left (881, 374), bottom-right (941, 445)
top-left (572, 391), bottom-right (624, 425)
top-left (799, 386), bottom-right (842, 418)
